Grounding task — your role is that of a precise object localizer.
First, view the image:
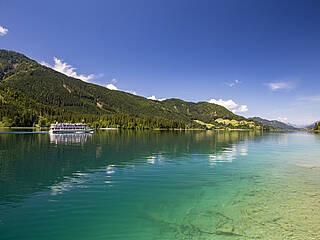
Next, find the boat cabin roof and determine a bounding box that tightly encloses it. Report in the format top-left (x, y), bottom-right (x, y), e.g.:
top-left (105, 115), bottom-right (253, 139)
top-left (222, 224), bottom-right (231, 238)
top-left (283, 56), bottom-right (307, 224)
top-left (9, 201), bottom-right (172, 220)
top-left (50, 123), bottom-right (87, 126)
top-left (50, 123), bottom-right (87, 128)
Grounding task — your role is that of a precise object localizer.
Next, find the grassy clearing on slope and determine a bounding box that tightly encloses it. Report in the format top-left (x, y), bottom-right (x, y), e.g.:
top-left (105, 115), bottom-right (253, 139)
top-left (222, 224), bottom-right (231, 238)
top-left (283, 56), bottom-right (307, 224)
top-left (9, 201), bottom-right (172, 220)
top-left (194, 119), bottom-right (263, 130)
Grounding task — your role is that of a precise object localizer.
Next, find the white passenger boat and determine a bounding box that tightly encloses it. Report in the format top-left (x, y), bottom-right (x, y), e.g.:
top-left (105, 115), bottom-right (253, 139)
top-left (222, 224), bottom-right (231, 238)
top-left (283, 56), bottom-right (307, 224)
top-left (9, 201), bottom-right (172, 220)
top-left (49, 123), bottom-right (94, 134)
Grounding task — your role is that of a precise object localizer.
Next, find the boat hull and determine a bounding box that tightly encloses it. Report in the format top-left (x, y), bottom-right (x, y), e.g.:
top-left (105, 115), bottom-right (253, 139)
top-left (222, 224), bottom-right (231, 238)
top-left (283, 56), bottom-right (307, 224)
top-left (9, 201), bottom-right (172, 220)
top-left (49, 129), bottom-right (94, 134)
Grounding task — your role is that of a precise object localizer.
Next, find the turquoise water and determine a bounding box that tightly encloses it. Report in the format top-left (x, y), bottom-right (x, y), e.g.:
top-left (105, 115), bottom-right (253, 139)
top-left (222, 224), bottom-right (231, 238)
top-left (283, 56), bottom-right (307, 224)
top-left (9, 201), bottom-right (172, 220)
top-left (0, 130), bottom-right (319, 239)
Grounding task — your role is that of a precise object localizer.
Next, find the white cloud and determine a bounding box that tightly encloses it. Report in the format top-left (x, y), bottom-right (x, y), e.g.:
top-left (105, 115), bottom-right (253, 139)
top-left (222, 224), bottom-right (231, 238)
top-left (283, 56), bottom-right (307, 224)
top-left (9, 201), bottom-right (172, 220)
top-left (106, 83), bottom-right (118, 90)
top-left (236, 105), bottom-right (248, 113)
top-left (208, 98), bottom-right (248, 113)
top-left (277, 117), bottom-right (289, 123)
top-left (147, 95), bottom-right (166, 101)
top-left (209, 99), bottom-right (237, 109)
top-left (0, 26), bottom-right (8, 36)
top-left (41, 57), bottom-right (95, 82)
top-left (105, 82), bottom-right (137, 95)
top-left (266, 82), bottom-right (294, 91)
top-left (147, 95), bottom-right (157, 100)
top-left (111, 78), bottom-right (117, 83)
top-left (227, 79), bottom-right (240, 87)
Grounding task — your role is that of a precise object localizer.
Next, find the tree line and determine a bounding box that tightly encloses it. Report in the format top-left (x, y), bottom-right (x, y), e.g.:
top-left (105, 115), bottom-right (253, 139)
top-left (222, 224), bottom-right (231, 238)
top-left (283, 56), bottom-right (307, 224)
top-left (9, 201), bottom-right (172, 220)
top-left (0, 88), bottom-right (186, 129)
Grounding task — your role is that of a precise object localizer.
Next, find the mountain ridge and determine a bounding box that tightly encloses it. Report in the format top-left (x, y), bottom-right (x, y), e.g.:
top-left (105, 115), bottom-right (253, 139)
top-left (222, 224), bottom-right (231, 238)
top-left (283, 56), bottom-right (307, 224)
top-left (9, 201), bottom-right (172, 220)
top-left (250, 117), bottom-right (298, 130)
top-left (0, 49), bottom-right (266, 129)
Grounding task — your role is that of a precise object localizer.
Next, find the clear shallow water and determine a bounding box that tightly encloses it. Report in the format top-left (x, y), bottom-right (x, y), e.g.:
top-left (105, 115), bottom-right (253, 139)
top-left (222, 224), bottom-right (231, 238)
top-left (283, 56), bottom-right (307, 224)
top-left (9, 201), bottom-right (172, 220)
top-left (0, 130), bottom-right (319, 239)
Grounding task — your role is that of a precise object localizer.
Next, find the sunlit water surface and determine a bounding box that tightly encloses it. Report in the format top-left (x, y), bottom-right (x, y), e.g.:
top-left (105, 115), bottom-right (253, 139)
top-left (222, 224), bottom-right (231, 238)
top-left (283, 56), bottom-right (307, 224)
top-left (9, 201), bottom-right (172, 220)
top-left (0, 130), bottom-right (319, 239)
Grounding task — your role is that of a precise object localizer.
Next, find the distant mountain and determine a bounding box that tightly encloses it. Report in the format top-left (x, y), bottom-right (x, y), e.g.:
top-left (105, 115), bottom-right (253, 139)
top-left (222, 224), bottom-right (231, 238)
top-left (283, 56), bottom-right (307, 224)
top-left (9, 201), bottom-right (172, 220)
top-left (250, 117), bottom-right (298, 130)
top-left (0, 49), bottom-right (266, 129)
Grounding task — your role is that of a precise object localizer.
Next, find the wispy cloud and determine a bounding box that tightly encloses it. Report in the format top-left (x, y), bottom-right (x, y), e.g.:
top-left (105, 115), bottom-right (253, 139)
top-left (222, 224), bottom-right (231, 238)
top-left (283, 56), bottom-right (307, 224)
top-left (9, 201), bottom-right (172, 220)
top-left (41, 57), bottom-right (97, 82)
top-left (299, 95), bottom-right (320, 102)
top-left (147, 95), bottom-right (166, 101)
top-left (208, 98), bottom-right (248, 113)
top-left (227, 79), bottom-right (240, 87)
top-left (0, 26), bottom-right (8, 36)
top-left (266, 82), bottom-right (295, 91)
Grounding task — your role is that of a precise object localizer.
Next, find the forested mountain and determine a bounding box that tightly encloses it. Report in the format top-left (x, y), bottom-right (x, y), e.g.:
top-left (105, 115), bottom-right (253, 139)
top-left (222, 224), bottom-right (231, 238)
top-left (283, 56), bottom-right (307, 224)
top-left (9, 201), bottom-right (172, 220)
top-left (250, 117), bottom-right (297, 130)
top-left (0, 49), bottom-right (266, 129)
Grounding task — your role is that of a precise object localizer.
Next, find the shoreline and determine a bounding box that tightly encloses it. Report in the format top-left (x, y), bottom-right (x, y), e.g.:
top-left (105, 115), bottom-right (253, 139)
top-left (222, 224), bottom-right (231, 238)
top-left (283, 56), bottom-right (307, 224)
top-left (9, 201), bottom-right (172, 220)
top-left (0, 126), bottom-right (304, 132)
top-left (0, 127), bottom-right (266, 132)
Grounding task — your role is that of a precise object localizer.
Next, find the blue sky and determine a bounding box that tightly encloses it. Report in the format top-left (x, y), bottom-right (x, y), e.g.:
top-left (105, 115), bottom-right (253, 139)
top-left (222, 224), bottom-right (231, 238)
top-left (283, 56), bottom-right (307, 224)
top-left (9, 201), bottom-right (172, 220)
top-left (1, 0), bottom-right (320, 125)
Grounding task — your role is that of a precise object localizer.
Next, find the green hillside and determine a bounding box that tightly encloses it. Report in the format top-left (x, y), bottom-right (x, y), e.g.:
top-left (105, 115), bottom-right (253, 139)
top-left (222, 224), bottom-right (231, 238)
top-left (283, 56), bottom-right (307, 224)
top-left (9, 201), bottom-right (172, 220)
top-left (0, 49), bottom-right (267, 129)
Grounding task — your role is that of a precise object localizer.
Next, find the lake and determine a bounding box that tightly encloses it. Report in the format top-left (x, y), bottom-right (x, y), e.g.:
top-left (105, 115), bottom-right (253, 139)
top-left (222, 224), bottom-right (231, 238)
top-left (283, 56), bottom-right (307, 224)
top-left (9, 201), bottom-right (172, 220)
top-left (0, 130), bottom-right (319, 239)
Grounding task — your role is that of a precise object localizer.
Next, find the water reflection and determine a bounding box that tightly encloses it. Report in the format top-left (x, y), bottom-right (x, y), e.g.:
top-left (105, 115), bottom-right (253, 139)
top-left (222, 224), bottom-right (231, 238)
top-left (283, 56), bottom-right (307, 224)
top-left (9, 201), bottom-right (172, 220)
top-left (0, 130), bottom-right (265, 205)
top-left (106, 165), bottom-right (116, 174)
top-left (276, 134), bottom-right (288, 145)
top-left (209, 143), bottom-right (248, 165)
top-left (50, 172), bottom-right (89, 196)
top-left (146, 154), bottom-right (164, 164)
top-left (49, 133), bottom-right (92, 145)
top-left (1, 131), bottom-right (320, 240)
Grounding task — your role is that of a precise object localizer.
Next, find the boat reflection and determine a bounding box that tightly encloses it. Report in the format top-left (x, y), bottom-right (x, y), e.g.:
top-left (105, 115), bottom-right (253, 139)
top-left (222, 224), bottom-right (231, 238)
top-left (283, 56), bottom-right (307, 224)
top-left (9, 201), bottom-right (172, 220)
top-left (50, 133), bottom-right (92, 145)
